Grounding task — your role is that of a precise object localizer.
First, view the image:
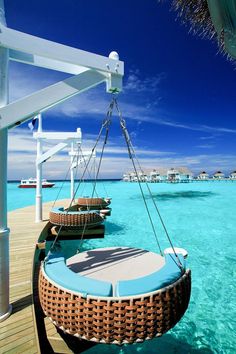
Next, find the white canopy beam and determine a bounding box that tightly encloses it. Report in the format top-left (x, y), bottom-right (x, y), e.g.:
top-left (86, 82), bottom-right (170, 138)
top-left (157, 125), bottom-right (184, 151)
top-left (0, 0), bottom-right (124, 321)
top-left (0, 0), bottom-right (12, 322)
top-left (34, 129), bottom-right (82, 141)
top-left (0, 25), bottom-right (124, 76)
top-left (34, 124), bottom-right (82, 221)
top-left (36, 142), bottom-right (68, 165)
top-left (0, 70), bottom-right (106, 130)
top-left (9, 49), bottom-right (87, 76)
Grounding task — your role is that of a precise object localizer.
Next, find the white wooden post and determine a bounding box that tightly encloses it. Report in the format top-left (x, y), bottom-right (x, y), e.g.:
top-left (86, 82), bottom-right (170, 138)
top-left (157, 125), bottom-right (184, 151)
top-left (35, 114), bottom-right (43, 222)
top-left (0, 0), bottom-right (12, 321)
top-left (0, 0), bottom-right (123, 321)
top-left (70, 141), bottom-right (75, 201)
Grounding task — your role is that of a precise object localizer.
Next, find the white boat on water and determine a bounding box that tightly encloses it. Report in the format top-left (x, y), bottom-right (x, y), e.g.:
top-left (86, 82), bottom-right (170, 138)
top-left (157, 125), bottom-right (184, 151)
top-left (18, 178), bottom-right (55, 188)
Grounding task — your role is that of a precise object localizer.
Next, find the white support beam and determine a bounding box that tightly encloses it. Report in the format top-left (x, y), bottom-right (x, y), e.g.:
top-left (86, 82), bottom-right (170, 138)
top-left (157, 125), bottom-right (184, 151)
top-left (70, 141), bottom-right (75, 201)
top-left (0, 0), bottom-right (124, 321)
top-left (34, 126), bottom-right (82, 220)
top-left (0, 25), bottom-right (124, 76)
top-left (0, 0), bottom-right (12, 322)
top-left (35, 114), bottom-right (43, 223)
top-left (36, 142), bottom-right (69, 165)
top-left (34, 129), bottom-right (82, 141)
top-left (9, 49), bottom-right (87, 75)
top-left (0, 70), bottom-right (106, 130)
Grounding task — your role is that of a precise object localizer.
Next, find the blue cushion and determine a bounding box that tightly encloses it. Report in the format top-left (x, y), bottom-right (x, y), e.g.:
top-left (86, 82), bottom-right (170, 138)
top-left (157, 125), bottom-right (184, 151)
top-left (116, 253), bottom-right (185, 297)
top-left (52, 207), bottom-right (100, 216)
top-left (44, 253), bottom-right (112, 297)
top-left (52, 207), bottom-right (64, 213)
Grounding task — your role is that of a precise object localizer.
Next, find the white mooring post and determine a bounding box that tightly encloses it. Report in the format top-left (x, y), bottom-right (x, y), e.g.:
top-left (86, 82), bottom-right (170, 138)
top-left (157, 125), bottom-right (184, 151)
top-left (35, 114), bottom-right (43, 222)
top-left (0, 0), bottom-right (12, 321)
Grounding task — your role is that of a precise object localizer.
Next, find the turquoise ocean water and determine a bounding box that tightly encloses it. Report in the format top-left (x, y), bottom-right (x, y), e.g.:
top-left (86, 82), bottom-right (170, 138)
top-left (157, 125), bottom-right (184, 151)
top-left (8, 181), bottom-right (236, 353)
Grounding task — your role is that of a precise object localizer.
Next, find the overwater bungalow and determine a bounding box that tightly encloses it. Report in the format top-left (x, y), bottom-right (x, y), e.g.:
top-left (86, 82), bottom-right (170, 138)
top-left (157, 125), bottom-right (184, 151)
top-left (123, 167), bottom-right (193, 183)
top-left (149, 169), bottom-right (160, 182)
top-left (213, 171), bottom-right (225, 179)
top-left (229, 171), bottom-right (236, 180)
top-left (167, 168), bottom-right (180, 182)
top-left (149, 168), bottom-right (168, 182)
top-left (138, 171), bottom-right (148, 182)
top-left (123, 173), bottom-right (131, 182)
top-left (197, 171), bottom-right (209, 180)
top-left (167, 167), bottom-right (193, 183)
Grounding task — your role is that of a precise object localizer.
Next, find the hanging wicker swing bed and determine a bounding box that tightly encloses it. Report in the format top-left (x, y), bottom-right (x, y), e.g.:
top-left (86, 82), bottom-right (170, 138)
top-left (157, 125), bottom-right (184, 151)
top-left (78, 196), bottom-right (111, 209)
top-left (38, 99), bottom-right (191, 345)
top-left (49, 207), bottom-right (104, 228)
top-left (39, 249), bottom-right (191, 345)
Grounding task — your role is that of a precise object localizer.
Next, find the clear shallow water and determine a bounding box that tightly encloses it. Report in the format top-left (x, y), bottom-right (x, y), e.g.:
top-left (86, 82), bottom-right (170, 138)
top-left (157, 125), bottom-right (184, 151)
top-left (7, 181), bottom-right (236, 353)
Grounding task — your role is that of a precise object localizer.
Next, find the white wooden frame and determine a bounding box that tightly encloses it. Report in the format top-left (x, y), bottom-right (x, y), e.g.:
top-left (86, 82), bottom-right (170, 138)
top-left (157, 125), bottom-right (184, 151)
top-left (0, 0), bottom-right (123, 321)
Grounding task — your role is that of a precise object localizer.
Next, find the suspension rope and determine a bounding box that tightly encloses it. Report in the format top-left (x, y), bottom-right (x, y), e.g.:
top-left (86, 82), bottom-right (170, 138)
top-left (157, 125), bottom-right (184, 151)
top-left (114, 98), bottom-right (183, 269)
top-left (119, 116), bottom-right (162, 255)
top-left (91, 120), bottom-right (111, 198)
top-left (78, 145), bottom-right (99, 198)
top-left (51, 146), bottom-right (79, 210)
top-left (70, 143), bottom-right (82, 205)
top-left (47, 98), bottom-right (115, 257)
top-left (95, 160), bottom-right (109, 198)
top-left (77, 103), bottom-right (113, 252)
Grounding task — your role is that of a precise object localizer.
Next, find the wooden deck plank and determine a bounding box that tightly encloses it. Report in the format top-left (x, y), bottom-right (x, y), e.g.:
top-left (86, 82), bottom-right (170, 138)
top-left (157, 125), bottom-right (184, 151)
top-left (1, 335), bottom-right (37, 354)
top-left (0, 199), bottom-right (69, 354)
top-left (0, 320), bottom-right (34, 340)
top-left (6, 342), bottom-right (38, 354)
top-left (0, 314), bottom-right (34, 334)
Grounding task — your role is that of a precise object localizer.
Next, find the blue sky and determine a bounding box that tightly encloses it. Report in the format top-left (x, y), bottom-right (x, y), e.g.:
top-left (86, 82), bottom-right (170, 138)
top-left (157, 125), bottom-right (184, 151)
top-left (5, 0), bottom-right (236, 179)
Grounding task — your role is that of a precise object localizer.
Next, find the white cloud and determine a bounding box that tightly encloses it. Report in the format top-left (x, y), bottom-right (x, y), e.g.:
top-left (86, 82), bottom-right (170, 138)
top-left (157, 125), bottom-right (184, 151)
top-left (199, 135), bottom-right (217, 140)
top-left (195, 144), bottom-right (215, 149)
top-left (7, 128), bottom-right (177, 179)
top-left (123, 69), bottom-right (165, 93)
top-left (7, 128), bottom-right (236, 179)
top-left (9, 62), bottom-right (67, 103)
top-left (6, 64), bottom-right (236, 179)
top-left (8, 63), bottom-right (236, 138)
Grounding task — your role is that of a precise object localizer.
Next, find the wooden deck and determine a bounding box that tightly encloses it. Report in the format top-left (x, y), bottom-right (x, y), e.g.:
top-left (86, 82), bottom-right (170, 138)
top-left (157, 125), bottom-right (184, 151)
top-left (0, 199), bottom-right (71, 354)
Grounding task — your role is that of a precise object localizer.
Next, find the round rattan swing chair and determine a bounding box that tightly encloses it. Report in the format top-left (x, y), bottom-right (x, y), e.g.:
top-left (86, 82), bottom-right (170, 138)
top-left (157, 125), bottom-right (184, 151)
top-left (49, 133), bottom-right (112, 229)
top-left (76, 145), bottom-right (112, 214)
top-left (49, 207), bottom-right (104, 228)
top-left (78, 196), bottom-right (111, 210)
top-left (39, 99), bottom-right (191, 345)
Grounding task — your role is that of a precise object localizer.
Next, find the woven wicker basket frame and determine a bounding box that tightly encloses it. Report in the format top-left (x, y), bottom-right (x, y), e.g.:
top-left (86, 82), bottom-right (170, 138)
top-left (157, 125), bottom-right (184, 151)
top-left (39, 265), bottom-right (191, 345)
top-left (78, 197), bottom-right (110, 209)
top-left (49, 210), bottom-right (103, 228)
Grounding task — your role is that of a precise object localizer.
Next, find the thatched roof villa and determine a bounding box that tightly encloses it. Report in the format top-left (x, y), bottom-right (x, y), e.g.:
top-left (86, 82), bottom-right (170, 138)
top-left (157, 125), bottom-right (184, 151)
top-left (229, 171), bottom-right (236, 179)
top-left (213, 171), bottom-right (225, 179)
top-left (197, 171), bottom-right (209, 180)
top-left (123, 167), bottom-right (193, 182)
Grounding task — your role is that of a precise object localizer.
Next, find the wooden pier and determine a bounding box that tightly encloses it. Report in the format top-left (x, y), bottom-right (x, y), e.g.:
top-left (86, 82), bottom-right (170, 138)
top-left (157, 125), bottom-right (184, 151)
top-left (0, 199), bottom-right (103, 354)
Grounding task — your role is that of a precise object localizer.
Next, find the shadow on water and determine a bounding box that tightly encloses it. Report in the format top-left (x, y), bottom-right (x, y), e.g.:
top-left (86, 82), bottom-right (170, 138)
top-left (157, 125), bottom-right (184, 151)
top-left (105, 221), bottom-right (126, 233)
top-left (130, 333), bottom-right (215, 354)
top-left (131, 191), bottom-right (217, 202)
top-left (59, 332), bottom-right (215, 354)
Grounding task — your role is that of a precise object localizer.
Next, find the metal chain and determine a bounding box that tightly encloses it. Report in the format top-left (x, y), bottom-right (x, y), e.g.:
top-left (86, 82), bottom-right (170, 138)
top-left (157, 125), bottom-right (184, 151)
top-left (51, 146), bottom-right (79, 210)
top-left (91, 121), bottom-right (111, 198)
top-left (78, 102), bottom-right (113, 252)
top-left (47, 98), bottom-right (115, 256)
top-left (114, 98), bottom-right (183, 269)
top-left (119, 116), bottom-right (162, 255)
